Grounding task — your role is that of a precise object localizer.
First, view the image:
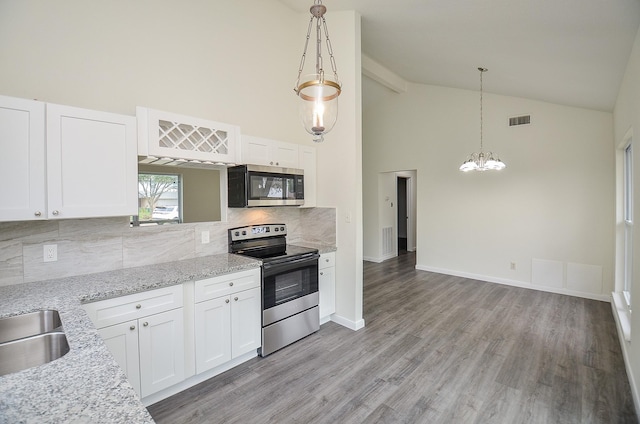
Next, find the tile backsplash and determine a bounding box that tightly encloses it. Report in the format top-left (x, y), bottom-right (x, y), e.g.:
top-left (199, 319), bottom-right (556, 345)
top-left (0, 207), bottom-right (336, 286)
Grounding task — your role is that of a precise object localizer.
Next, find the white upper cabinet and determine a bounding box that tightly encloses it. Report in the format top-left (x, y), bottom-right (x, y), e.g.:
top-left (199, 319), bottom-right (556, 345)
top-left (46, 103), bottom-right (137, 219)
top-left (240, 135), bottom-right (299, 168)
top-left (0, 95), bottom-right (137, 221)
top-left (0, 96), bottom-right (46, 221)
top-left (137, 107), bottom-right (240, 165)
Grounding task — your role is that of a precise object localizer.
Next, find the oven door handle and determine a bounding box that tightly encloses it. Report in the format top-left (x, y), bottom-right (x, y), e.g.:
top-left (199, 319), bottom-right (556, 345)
top-left (262, 253), bottom-right (320, 275)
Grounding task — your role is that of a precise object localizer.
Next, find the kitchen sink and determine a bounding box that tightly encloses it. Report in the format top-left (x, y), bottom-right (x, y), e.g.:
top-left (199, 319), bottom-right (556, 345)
top-left (0, 310), bottom-right (69, 376)
top-left (0, 309), bottom-right (63, 344)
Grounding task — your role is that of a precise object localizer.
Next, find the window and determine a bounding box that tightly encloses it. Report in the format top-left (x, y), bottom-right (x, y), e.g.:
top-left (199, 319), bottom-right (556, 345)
top-left (133, 173), bottom-right (181, 226)
top-left (623, 143), bottom-right (633, 309)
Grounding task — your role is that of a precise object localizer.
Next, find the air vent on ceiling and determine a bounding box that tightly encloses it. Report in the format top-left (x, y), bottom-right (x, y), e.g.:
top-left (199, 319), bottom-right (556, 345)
top-left (509, 115), bottom-right (531, 126)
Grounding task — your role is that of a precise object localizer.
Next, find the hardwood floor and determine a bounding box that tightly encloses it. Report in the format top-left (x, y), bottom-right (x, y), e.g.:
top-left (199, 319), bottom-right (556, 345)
top-left (148, 252), bottom-right (638, 423)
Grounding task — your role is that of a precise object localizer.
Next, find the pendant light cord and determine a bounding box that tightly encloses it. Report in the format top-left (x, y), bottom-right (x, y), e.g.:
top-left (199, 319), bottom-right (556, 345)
top-left (480, 68), bottom-right (484, 152)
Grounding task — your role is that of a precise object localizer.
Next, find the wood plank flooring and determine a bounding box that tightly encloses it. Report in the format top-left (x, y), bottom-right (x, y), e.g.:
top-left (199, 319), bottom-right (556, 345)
top-left (148, 252), bottom-right (638, 423)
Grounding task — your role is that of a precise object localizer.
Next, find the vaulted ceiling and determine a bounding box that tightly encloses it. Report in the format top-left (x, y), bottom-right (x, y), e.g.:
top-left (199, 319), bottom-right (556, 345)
top-left (279, 0), bottom-right (640, 111)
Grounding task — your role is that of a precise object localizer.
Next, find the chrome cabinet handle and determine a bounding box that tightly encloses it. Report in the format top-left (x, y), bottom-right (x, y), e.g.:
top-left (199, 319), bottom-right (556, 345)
top-left (34, 211), bottom-right (42, 217)
top-left (143, 322), bottom-right (148, 327)
top-left (234, 297), bottom-right (238, 301)
top-left (225, 299), bottom-right (230, 304)
top-left (130, 325), bottom-right (136, 330)
top-left (135, 304), bottom-right (141, 309)
top-left (52, 210), bottom-right (59, 216)
top-left (229, 282), bottom-right (234, 287)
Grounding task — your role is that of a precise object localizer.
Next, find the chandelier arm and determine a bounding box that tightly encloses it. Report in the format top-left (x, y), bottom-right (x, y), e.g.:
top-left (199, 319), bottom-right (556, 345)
top-left (295, 16), bottom-right (316, 92)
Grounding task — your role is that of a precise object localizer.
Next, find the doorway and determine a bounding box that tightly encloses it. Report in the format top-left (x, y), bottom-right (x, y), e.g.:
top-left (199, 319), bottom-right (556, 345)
top-left (397, 176), bottom-right (408, 253)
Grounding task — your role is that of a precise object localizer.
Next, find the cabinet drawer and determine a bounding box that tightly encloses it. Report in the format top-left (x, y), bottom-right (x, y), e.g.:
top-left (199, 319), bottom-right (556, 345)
top-left (194, 268), bottom-right (260, 303)
top-left (84, 285), bottom-right (183, 328)
top-left (319, 252), bottom-right (335, 269)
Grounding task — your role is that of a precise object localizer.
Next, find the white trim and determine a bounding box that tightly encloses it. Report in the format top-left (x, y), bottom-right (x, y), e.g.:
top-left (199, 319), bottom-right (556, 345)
top-left (363, 253), bottom-right (397, 263)
top-left (330, 313), bottom-right (365, 331)
top-left (611, 293), bottom-right (640, 417)
top-left (415, 264), bottom-right (611, 302)
top-left (141, 350), bottom-right (257, 406)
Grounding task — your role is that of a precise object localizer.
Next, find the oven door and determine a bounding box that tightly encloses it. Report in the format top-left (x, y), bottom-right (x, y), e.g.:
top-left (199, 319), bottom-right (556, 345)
top-left (262, 253), bottom-right (319, 326)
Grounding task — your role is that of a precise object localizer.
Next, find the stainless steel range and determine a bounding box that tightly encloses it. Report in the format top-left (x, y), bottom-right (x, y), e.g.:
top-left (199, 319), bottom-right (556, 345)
top-left (229, 223), bottom-right (320, 356)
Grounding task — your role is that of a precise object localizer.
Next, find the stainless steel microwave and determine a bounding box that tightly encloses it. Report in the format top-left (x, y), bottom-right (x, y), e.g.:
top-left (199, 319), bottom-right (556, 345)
top-left (227, 165), bottom-right (304, 207)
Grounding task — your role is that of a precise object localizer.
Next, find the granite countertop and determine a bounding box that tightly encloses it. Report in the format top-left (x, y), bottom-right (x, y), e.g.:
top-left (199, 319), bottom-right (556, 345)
top-left (0, 253), bottom-right (261, 424)
top-left (289, 242), bottom-right (337, 255)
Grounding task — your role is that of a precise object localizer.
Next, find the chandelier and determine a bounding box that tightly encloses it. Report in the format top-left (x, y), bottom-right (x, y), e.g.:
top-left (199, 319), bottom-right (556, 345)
top-left (294, 0), bottom-right (341, 143)
top-left (459, 67), bottom-right (506, 172)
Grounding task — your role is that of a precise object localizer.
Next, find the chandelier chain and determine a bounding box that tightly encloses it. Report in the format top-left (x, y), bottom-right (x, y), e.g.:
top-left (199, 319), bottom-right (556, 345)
top-left (316, 11), bottom-right (323, 75)
top-left (480, 69), bottom-right (483, 152)
top-left (322, 17), bottom-right (339, 83)
top-left (295, 16), bottom-right (316, 92)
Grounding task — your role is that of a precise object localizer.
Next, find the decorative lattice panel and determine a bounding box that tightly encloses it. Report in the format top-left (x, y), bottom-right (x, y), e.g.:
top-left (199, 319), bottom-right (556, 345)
top-left (158, 120), bottom-right (229, 155)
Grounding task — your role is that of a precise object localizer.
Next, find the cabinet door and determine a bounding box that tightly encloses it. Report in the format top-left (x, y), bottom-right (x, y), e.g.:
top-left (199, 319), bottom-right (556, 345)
top-left (0, 96), bottom-right (46, 221)
top-left (231, 287), bottom-right (261, 358)
top-left (194, 296), bottom-right (232, 373)
top-left (241, 135), bottom-right (271, 166)
top-left (272, 142), bottom-right (299, 168)
top-left (319, 254), bottom-right (336, 319)
top-left (138, 308), bottom-right (185, 398)
top-left (98, 320), bottom-right (141, 396)
top-left (46, 103), bottom-right (137, 219)
top-left (299, 146), bottom-right (316, 208)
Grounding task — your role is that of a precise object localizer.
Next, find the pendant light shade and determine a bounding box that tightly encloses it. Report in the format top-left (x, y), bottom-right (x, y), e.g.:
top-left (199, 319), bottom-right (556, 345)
top-left (294, 1), bottom-right (341, 143)
top-left (459, 68), bottom-right (506, 172)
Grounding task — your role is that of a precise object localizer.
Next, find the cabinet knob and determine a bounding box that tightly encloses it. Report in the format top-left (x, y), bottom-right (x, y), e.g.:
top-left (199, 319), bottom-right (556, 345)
top-left (143, 322), bottom-right (149, 327)
top-left (225, 299), bottom-right (230, 304)
top-left (320, 272), bottom-right (324, 276)
top-left (234, 297), bottom-right (239, 301)
top-left (275, 162), bottom-right (279, 166)
top-left (52, 210), bottom-right (59, 216)
top-left (270, 161), bottom-right (274, 165)
top-left (135, 304), bottom-right (141, 309)
top-left (325, 258), bottom-right (330, 262)
top-left (34, 211), bottom-right (42, 217)
top-left (229, 282), bottom-right (234, 287)
top-left (130, 325), bottom-right (136, 331)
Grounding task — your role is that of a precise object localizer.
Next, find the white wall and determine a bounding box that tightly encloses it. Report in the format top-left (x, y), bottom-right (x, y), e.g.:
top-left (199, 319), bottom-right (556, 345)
top-left (362, 74), bottom-right (615, 300)
top-left (0, 1), bottom-right (364, 328)
top-left (613, 24), bottom-right (640, 416)
top-left (313, 11), bottom-right (364, 330)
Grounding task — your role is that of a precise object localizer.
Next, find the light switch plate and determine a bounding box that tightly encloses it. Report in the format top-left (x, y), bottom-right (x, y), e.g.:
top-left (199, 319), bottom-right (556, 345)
top-left (201, 231), bottom-right (210, 244)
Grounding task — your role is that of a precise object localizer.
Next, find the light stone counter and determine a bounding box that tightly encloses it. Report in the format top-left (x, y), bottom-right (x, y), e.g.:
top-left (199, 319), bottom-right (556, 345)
top-left (0, 253), bottom-right (260, 424)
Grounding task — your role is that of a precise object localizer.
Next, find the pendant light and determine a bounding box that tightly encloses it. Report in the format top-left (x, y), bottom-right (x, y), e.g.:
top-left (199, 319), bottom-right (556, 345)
top-left (294, 0), bottom-right (341, 143)
top-left (459, 67), bottom-right (506, 172)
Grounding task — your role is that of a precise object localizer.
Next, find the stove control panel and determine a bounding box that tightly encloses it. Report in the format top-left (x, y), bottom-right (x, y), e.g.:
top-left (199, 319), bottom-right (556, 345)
top-left (229, 223), bottom-right (287, 242)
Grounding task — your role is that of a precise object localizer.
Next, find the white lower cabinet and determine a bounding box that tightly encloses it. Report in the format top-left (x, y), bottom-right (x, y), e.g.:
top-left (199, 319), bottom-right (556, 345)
top-left (85, 268), bottom-right (262, 403)
top-left (84, 285), bottom-right (185, 398)
top-left (319, 252), bottom-right (336, 321)
top-left (194, 269), bottom-right (261, 374)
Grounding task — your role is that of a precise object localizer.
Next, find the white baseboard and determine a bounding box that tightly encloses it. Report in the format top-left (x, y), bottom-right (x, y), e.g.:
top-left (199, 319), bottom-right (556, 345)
top-left (141, 350), bottom-right (257, 406)
top-left (610, 296), bottom-right (640, 417)
top-left (363, 253), bottom-right (399, 263)
top-left (415, 264), bottom-right (611, 302)
top-left (330, 313), bottom-right (365, 331)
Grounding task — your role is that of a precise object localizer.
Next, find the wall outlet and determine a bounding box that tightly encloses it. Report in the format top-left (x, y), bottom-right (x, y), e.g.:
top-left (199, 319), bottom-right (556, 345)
top-left (510, 261), bottom-right (516, 270)
top-left (44, 244), bottom-right (58, 262)
top-left (201, 231), bottom-right (210, 244)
